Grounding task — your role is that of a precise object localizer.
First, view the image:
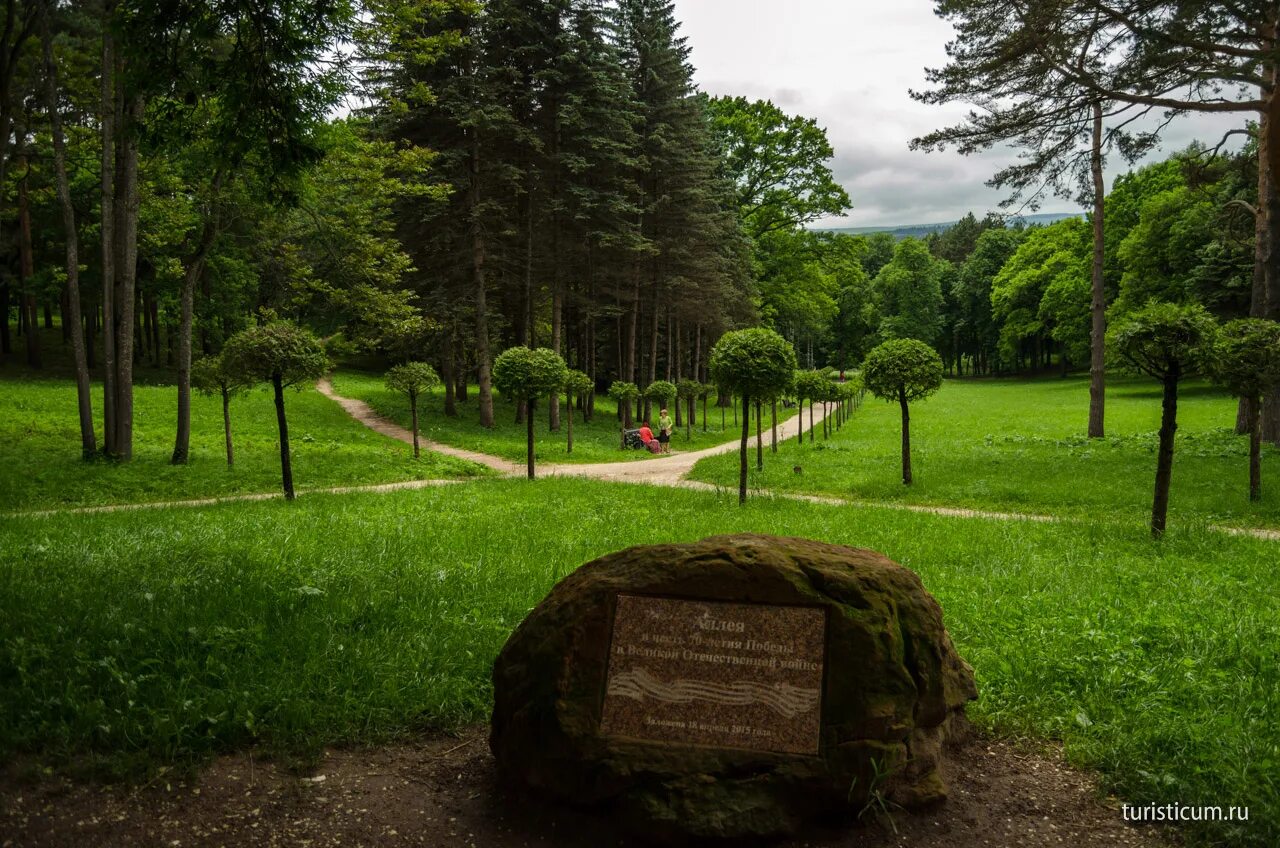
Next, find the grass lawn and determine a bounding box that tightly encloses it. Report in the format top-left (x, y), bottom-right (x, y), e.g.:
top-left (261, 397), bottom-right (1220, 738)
top-left (0, 374), bottom-right (488, 512)
top-left (690, 374), bottom-right (1280, 530)
top-left (330, 368), bottom-right (793, 464)
top-left (1, 478), bottom-right (1275, 846)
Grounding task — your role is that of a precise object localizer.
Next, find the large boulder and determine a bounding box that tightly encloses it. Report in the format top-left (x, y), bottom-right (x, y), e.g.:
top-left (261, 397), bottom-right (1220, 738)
top-left (489, 534), bottom-right (977, 842)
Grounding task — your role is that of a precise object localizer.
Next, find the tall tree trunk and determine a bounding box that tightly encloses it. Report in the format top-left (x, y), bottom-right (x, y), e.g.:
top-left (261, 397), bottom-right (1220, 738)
top-left (738, 393), bottom-right (749, 505)
top-left (221, 386), bottom-right (234, 466)
top-left (172, 179), bottom-right (222, 465)
top-left (1151, 368), bottom-right (1180, 537)
top-left (900, 392), bottom-right (913, 485)
top-left (1088, 100), bottom-right (1107, 438)
top-left (0, 282), bottom-right (9, 355)
top-left (1239, 112), bottom-right (1270, 434)
top-left (566, 390), bottom-right (574, 454)
top-left (42, 12), bottom-right (95, 457)
top-left (442, 331), bottom-right (457, 417)
top-left (18, 150), bottom-right (39, 369)
top-left (454, 334), bottom-right (468, 402)
top-left (1263, 67), bottom-right (1280, 443)
top-left (273, 373), bottom-right (295, 499)
top-left (113, 92), bottom-right (144, 460)
top-left (771, 399), bottom-right (777, 452)
top-left (470, 131), bottom-right (494, 428)
top-left (100, 5), bottom-right (117, 454)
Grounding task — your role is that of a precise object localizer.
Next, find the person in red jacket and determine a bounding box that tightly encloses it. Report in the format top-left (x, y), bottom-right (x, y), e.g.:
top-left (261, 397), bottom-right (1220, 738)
top-left (637, 421), bottom-right (654, 444)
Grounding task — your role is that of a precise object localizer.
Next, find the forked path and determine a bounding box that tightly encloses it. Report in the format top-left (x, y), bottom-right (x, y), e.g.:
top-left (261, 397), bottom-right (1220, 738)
top-left (317, 376), bottom-right (827, 486)
top-left (316, 378), bottom-right (1280, 542)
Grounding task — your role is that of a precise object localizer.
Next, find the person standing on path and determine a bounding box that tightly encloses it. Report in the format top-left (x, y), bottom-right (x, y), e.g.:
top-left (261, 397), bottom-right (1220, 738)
top-left (658, 408), bottom-right (674, 454)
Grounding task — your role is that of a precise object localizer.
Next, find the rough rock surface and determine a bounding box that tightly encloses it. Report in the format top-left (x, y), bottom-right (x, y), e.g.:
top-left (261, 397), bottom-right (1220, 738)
top-left (489, 534), bottom-right (977, 842)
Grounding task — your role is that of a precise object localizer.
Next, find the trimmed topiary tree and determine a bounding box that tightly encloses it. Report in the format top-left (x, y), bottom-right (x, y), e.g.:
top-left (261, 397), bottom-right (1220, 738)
top-left (608, 380), bottom-right (640, 429)
top-left (1206, 318), bottom-right (1280, 501)
top-left (563, 369), bottom-right (594, 455)
top-left (493, 346), bottom-right (569, 479)
top-left (644, 379), bottom-right (678, 415)
top-left (385, 361), bottom-right (441, 459)
top-left (192, 353), bottom-right (248, 467)
top-left (709, 328), bottom-right (798, 504)
top-left (1108, 301), bottom-right (1217, 536)
top-left (222, 321), bottom-right (330, 500)
top-left (862, 339), bottom-right (943, 486)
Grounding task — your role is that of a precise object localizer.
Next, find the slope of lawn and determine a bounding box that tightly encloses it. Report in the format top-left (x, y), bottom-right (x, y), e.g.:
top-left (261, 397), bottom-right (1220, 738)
top-left (2, 478), bottom-right (1276, 846)
top-left (329, 368), bottom-right (794, 464)
top-left (0, 374), bottom-right (487, 512)
top-left (690, 374), bottom-right (1280, 529)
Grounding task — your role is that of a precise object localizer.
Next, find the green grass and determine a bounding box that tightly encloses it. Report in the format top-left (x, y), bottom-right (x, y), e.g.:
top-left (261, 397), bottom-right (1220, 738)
top-left (330, 368), bottom-right (792, 464)
top-left (1, 478), bottom-right (1276, 846)
top-left (690, 375), bottom-right (1280, 530)
top-left (0, 374), bottom-right (488, 511)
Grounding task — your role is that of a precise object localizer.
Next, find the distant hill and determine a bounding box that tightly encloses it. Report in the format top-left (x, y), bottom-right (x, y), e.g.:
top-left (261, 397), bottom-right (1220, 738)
top-left (815, 212), bottom-right (1082, 241)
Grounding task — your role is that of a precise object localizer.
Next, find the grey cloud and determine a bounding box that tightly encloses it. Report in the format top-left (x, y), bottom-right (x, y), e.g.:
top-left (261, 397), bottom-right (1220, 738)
top-left (675, 0), bottom-right (1247, 228)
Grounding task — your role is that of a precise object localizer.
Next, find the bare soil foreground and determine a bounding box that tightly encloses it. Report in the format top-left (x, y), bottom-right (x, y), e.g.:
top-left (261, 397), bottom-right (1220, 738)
top-left (2, 726), bottom-right (1172, 848)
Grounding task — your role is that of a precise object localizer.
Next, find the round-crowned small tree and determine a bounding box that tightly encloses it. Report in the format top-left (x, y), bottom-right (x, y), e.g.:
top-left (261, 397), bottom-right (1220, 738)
top-left (709, 328), bottom-right (798, 504)
top-left (222, 321), bottom-right (330, 499)
top-left (677, 379), bottom-right (701, 440)
top-left (192, 353), bottom-right (248, 467)
top-left (862, 339), bottom-right (943, 486)
top-left (493, 346), bottom-right (569, 479)
top-left (645, 380), bottom-right (677, 416)
top-left (608, 380), bottom-right (640, 429)
top-left (1206, 319), bottom-right (1280, 500)
top-left (1108, 301), bottom-right (1217, 537)
top-left (385, 362), bottom-right (441, 459)
top-left (563, 369), bottom-right (594, 454)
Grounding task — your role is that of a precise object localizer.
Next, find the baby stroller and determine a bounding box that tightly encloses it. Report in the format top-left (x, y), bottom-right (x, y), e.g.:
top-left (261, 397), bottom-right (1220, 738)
top-left (622, 428), bottom-right (645, 449)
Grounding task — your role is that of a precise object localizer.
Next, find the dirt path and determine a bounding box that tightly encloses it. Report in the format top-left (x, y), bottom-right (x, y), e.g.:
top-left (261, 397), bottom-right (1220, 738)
top-left (316, 379), bottom-right (1280, 541)
top-left (317, 376), bottom-right (828, 486)
top-left (1, 725), bottom-right (1173, 848)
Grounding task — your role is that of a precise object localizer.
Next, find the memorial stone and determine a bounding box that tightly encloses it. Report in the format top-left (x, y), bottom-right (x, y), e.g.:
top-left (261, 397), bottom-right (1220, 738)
top-left (490, 534), bottom-right (977, 841)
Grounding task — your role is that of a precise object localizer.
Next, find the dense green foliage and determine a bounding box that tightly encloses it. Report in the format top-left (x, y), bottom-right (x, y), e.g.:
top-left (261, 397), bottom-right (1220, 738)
top-left (3, 479), bottom-right (1278, 846)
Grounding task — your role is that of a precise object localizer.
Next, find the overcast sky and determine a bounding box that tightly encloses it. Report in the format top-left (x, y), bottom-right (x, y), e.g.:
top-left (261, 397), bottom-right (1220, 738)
top-left (672, 0), bottom-right (1245, 228)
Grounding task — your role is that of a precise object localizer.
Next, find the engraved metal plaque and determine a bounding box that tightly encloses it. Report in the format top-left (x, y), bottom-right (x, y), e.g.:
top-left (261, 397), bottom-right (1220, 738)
top-left (599, 594), bottom-right (826, 755)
